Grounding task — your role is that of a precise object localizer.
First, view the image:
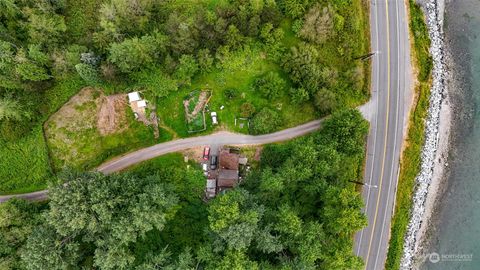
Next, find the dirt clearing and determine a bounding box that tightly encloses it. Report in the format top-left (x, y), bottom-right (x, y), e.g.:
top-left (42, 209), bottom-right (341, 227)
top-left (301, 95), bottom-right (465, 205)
top-left (97, 94), bottom-right (128, 135)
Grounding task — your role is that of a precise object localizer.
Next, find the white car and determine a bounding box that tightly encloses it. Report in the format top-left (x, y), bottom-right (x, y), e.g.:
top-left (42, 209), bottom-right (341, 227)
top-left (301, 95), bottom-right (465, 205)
top-left (202, 163), bottom-right (208, 172)
top-left (211, 112), bottom-right (218, 125)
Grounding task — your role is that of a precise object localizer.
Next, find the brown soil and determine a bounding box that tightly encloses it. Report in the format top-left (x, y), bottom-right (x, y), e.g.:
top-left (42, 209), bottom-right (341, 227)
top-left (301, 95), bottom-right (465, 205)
top-left (181, 146), bottom-right (205, 163)
top-left (183, 91), bottom-right (209, 121)
top-left (97, 94), bottom-right (128, 135)
top-left (48, 87), bottom-right (102, 131)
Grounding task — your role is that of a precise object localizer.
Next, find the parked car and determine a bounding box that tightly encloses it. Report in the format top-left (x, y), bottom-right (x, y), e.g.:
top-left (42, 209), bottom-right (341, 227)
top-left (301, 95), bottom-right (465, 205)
top-left (211, 112), bottom-right (218, 125)
top-left (202, 163), bottom-right (208, 171)
top-left (203, 147), bottom-right (210, 160)
top-left (210, 155), bottom-right (217, 170)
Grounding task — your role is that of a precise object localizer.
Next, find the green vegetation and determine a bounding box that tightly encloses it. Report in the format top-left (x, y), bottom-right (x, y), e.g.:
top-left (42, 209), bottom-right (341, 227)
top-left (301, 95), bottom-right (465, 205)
top-left (0, 109), bottom-right (370, 269)
top-left (385, 1), bottom-right (433, 269)
top-left (0, 76), bottom-right (86, 194)
top-left (1, 0), bottom-right (370, 193)
top-left (44, 88), bottom-right (159, 171)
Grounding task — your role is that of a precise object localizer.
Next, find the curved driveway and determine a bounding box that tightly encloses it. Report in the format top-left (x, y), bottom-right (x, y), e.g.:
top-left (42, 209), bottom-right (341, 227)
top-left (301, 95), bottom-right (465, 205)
top-left (0, 120), bottom-right (322, 203)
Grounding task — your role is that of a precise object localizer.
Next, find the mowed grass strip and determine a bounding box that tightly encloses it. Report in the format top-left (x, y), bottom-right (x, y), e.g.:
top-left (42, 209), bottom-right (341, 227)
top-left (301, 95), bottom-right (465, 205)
top-left (385, 1), bottom-right (433, 269)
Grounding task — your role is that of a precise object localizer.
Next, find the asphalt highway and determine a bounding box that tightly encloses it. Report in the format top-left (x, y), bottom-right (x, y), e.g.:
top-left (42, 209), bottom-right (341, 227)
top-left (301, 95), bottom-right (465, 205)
top-left (354, 0), bottom-right (412, 269)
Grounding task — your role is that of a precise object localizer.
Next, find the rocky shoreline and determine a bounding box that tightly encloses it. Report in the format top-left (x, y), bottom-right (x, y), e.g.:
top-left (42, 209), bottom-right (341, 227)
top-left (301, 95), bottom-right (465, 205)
top-left (400, 0), bottom-right (448, 269)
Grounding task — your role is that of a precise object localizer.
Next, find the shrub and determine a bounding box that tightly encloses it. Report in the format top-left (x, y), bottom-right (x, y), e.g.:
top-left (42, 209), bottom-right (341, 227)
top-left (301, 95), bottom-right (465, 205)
top-left (224, 88), bottom-right (239, 100)
top-left (250, 108), bottom-right (282, 134)
top-left (254, 72), bottom-right (286, 99)
top-left (240, 102), bottom-right (256, 118)
top-left (314, 88), bottom-right (336, 114)
top-left (289, 87), bottom-right (310, 104)
top-left (75, 63), bottom-right (100, 85)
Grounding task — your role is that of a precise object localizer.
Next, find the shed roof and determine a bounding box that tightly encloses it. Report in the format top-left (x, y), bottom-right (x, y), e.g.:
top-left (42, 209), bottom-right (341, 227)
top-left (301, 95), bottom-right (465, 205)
top-left (217, 178), bottom-right (237, 188)
top-left (137, 100), bottom-right (147, 108)
top-left (128, 92), bottom-right (141, 102)
top-left (219, 149), bottom-right (239, 170)
top-left (218, 169), bottom-right (238, 188)
top-left (239, 157), bottom-right (248, 165)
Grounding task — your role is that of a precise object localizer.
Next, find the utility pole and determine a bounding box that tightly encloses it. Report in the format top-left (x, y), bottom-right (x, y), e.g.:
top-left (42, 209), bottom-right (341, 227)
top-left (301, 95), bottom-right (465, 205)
top-left (349, 180), bottom-right (378, 188)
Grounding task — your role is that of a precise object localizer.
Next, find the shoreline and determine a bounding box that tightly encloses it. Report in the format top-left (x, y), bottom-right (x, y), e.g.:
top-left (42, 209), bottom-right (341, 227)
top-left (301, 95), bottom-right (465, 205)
top-left (400, 0), bottom-right (448, 268)
top-left (412, 0), bottom-right (477, 262)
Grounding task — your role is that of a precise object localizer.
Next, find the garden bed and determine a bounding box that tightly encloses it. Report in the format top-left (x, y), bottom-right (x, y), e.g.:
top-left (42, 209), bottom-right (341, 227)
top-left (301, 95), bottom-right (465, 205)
top-left (184, 90), bottom-right (211, 133)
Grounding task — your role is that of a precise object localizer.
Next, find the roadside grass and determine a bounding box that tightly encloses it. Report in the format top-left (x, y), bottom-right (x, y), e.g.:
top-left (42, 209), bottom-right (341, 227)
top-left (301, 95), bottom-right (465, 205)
top-left (385, 1), bottom-right (432, 269)
top-left (0, 76), bottom-right (86, 194)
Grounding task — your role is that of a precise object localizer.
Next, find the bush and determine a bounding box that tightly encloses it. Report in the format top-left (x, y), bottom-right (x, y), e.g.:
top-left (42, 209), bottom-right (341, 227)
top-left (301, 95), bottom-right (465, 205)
top-left (224, 88), bottom-right (239, 100)
top-left (314, 88), bottom-right (337, 114)
top-left (240, 102), bottom-right (256, 118)
top-left (75, 63), bottom-right (100, 85)
top-left (253, 72), bottom-right (286, 99)
top-left (250, 108), bottom-right (282, 134)
top-left (290, 87), bottom-right (310, 104)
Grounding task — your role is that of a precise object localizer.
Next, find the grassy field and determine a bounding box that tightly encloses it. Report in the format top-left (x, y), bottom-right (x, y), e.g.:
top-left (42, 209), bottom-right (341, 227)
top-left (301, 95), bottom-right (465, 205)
top-left (0, 76), bottom-right (86, 194)
top-left (385, 1), bottom-right (433, 269)
top-left (44, 88), bottom-right (168, 171)
top-left (156, 43), bottom-right (317, 137)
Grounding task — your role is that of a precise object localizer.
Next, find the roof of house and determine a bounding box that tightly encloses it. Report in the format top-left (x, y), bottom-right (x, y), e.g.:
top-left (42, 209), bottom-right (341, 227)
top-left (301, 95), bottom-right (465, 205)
top-left (219, 149), bottom-right (239, 170)
top-left (128, 92), bottom-right (141, 102)
top-left (218, 169), bottom-right (238, 188)
top-left (137, 100), bottom-right (147, 108)
top-left (217, 178), bottom-right (237, 188)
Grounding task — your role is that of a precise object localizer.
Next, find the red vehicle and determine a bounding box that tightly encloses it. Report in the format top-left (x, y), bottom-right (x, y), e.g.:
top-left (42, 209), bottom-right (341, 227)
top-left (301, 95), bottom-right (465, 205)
top-left (203, 147), bottom-right (210, 160)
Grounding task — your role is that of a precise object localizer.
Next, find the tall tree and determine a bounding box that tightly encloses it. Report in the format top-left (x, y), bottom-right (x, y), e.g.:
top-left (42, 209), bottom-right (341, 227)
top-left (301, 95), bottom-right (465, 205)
top-left (174, 55), bottom-right (199, 86)
top-left (108, 32), bottom-right (167, 73)
top-left (24, 171), bottom-right (179, 270)
top-left (24, 9), bottom-right (66, 46)
top-left (15, 48), bottom-right (50, 81)
top-left (0, 199), bottom-right (43, 270)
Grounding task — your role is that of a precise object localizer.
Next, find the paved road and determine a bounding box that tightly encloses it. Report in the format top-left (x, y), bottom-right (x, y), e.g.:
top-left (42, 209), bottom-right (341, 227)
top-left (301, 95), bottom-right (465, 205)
top-left (0, 119), bottom-right (323, 203)
top-left (354, 0), bottom-right (412, 269)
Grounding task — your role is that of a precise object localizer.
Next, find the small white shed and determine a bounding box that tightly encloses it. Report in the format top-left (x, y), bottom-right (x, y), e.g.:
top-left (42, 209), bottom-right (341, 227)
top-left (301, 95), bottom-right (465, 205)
top-left (128, 92), bottom-right (141, 103)
top-left (137, 100), bottom-right (147, 108)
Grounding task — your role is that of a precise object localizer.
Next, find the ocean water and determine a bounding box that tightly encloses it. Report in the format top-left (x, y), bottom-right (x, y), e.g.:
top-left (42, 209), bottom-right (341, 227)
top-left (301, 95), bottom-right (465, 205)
top-left (421, 0), bottom-right (480, 269)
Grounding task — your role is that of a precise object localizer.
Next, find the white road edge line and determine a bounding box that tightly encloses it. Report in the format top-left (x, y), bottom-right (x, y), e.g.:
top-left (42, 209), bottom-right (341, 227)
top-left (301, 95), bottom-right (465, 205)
top-left (356, 0), bottom-right (381, 256)
top-left (372, 0), bottom-right (402, 268)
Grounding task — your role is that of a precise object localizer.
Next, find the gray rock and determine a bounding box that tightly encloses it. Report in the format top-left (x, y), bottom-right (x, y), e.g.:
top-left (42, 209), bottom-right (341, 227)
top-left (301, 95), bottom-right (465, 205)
top-left (400, 0), bottom-right (447, 269)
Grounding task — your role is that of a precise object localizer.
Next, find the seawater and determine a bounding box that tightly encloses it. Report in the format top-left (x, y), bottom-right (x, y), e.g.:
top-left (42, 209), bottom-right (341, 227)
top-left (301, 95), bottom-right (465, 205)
top-left (421, 0), bottom-right (480, 269)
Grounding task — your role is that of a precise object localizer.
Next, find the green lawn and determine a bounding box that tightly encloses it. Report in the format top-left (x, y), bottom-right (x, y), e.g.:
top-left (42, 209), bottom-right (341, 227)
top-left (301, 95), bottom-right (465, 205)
top-left (0, 128), bottom-right (52, 194)
top-left (157, 43), bottom-right (317, 137)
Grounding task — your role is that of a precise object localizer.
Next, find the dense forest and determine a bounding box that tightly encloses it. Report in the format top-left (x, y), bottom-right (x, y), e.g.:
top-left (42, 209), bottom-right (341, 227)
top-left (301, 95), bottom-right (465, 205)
top-left (0, 0), bottom-right (369, 193)
top-left (0, 109), bottom-right (369, 269)
top-left (1, 0), bottom-right (371, 268)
